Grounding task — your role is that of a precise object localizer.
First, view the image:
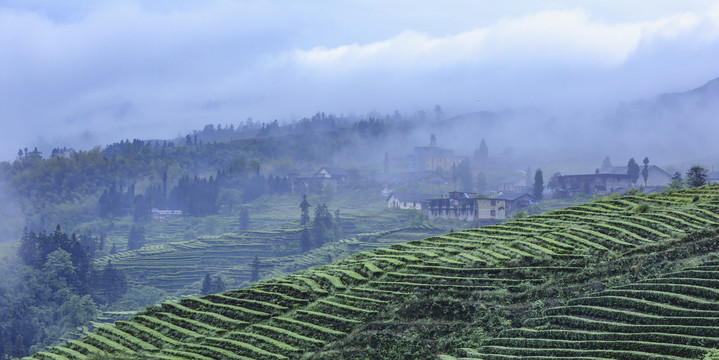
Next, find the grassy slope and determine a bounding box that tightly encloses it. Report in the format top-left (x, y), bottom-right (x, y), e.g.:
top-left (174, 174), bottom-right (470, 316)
top-left (29, 185), bottom-right (719, 360)
top-left (91, 190), bottom-right (444, 296)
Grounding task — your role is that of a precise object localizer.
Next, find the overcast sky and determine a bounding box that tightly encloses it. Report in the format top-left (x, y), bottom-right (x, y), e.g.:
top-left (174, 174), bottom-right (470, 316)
top-left (2, 0), bottom-right (719, 160)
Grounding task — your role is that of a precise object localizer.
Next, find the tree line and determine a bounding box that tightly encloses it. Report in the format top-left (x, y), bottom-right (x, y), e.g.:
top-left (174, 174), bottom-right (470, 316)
top-left (2, 226), bottom-right (130, 358)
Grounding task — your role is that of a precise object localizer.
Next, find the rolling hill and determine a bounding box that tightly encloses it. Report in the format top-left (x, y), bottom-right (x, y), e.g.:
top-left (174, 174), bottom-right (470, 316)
top-left (27, 185), bottom-right (719, 360)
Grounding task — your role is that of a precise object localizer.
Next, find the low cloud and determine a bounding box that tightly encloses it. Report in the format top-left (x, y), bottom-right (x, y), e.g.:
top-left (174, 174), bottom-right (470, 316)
top-left (1, 2), bottom-right (719, 161)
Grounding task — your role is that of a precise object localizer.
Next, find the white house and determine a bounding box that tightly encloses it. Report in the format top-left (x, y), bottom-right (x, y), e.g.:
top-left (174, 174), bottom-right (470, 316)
top-left (387, 192), bottom-right (433, 210)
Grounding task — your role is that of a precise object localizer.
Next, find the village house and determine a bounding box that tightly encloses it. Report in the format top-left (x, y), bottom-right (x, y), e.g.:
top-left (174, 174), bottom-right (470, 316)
top-left (408, 134), bottom-right (466, 172)
top-left (603, 165), bottom-right (671, 186)
top-left (427, 191), bottom-right (506, 221)
top-left (556, 173), bottom-right (631, 197)
top-left (151, 209), bottom-right (183, 220)
top-left (386, 192), bottom-right (433, 210)
top-left (496, 192), bottom-right (537, 213)
top-left (314, 167), bottom-right (356, 182)
top-left (496, 175), bottom-right (528, 193)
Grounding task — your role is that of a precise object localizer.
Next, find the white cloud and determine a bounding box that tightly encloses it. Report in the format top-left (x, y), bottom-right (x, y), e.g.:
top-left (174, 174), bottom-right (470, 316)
top-left (290, 8), bottom-right (719, 73)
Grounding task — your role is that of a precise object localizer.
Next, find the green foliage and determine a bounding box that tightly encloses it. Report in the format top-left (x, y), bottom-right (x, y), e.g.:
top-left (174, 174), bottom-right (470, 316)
top-left (299, 227), bottom-right (312, 253)
top-left (642, 156), bottom-right (650, 186)
top-left (299, 194), bottom-right (311, 226)
top-left (703, 349), bottom-right (719, 360)
top-left (96, 260), bottom-right (128, 305)
top-left (312, 204), bottom-right (340, 248)
top-left (627, 158), bottom-right (640, 185)
top-left (632, 202), bottom-right (651, 213)
top-left (110, 285), bottom-right (166, 311)
top-left (686, 165), bottom-right (709, 188)
top-left (238, 208), bottom-right (250, 231)
top-left (200, 273), bottom-right (226, 295)
top-left (126, 225), bottom-right (146, 251)
top-left (533, 168), bottom-right (544, 200)
top-left (250, 255), bottom-right (261, 283)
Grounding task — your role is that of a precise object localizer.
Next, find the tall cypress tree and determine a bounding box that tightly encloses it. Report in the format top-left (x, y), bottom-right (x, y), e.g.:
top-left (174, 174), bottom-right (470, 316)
top-left (533, 169), bottom-right (544, 201)
top-left (627, 158), bottom-right (640, 185)
top-left (300, 194), bottom-right (311, 226)
top-left (201, 273), bottom-right (213, 295)
top-left (250, 255), bottom-right (260, 283)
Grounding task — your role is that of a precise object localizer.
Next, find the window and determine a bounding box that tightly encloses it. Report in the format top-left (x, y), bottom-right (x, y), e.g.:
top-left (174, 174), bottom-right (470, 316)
top-left (490, 210), bottom-right (496, 216)
top-left (490, 200), bottom-right (496, 206)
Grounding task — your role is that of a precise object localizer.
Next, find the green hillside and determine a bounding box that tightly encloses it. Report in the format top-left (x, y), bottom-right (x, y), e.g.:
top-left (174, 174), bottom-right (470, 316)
top-left (97, 225), bottom-right (443, 295)
top-left (28, 185), bottom-right (719, 360)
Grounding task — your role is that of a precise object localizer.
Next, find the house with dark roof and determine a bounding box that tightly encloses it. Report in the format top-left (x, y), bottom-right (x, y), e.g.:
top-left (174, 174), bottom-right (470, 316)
top-left (386, 192), bottom-right (433, 210)
top-left (603, 165), bottom-right (671, 186)
top-left (314, 167), bottom-right (356, 181)
top-left (494, 192), bottom-right (537, 213)
top-left (557, 173), bottom-right (631, 197)
top-left (496, 175), bottom-right (528, 192)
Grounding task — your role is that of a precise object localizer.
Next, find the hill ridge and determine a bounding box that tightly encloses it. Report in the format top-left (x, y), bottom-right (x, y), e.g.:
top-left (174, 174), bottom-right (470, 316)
top-left (28, 185), bottom-right (719, 359)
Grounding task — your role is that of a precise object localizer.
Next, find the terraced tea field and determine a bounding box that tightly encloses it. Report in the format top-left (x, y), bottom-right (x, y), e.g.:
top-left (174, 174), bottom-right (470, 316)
top-left (96, 225), bottom-right (444, 295)
top-left (29, 185), bottom-right (719, 359)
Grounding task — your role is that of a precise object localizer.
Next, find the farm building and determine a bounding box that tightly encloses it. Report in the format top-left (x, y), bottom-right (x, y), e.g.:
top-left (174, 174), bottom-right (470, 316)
top-left (496, 175), bottom-right (528, 193)
top-left (427, 191), bottom-right (506, 221)
top-left (386, 192), bottom-right (433, 210)
top-left (314, 167), bottom-right (359, 182)
top-left (304, 167), bottom-right (363, 193)
top-left (556, 173), bottom-right (631, 197)
top-left (496, 192), bottom-right (537, 213)
top-left (602, 165), bottom-right (671, 186)
top-left (408, 134), bottom-right (466, 172)
top-left (151, 209), bottom-right (183, 220)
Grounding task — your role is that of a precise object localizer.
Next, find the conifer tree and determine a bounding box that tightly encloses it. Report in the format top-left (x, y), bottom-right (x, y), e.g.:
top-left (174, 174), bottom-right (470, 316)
top-left (201, 273), bottom-right (213, 295)
top-left (211, 275), bottom-right (225, 293)
top-left (300, 194), bottom-right (311, 226)
top-left (686, 165), bottom-right (708, 188)
top-left (250, 255), bottom-right (260, 283)
top-left (126, 226), bottom-right (146, 251)
top-left (533, 168), bottom-right (544, 201)
top-left (238, 208), bottom-right (250, 231)
top-left (627, 158), bottom-right (640, 185)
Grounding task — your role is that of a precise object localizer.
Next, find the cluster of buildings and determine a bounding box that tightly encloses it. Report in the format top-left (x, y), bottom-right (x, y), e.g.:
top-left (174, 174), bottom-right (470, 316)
top-left (298, 135), bottom-right (696, 224)
top-left (387, 191), bottom-right (536, 222)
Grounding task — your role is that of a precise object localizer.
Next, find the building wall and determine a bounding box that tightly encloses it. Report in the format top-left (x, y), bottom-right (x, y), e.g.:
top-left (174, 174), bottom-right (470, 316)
top-left (427, 198), bottom-right (505, 221)
top-left (424, 156), bottom-right (465, 172)
top-left (476, 198), bottom-right (506, 220)
top-left (388, 196), bottom-right (425, 210)
top-left (645, 167), bottom-right (671, 186)
top-left (558, 174), bottom-right (630, 197)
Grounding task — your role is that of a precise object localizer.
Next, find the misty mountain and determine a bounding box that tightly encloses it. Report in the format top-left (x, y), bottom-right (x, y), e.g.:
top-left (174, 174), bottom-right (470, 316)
top-left (602, 76), bottom-right (719, 163)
